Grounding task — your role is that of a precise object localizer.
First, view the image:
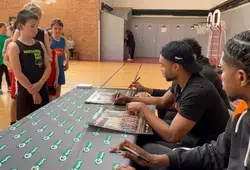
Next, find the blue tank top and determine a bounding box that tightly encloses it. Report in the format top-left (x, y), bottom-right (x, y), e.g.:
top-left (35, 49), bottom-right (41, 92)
top-left (51, 36), bottom-right (65, 67)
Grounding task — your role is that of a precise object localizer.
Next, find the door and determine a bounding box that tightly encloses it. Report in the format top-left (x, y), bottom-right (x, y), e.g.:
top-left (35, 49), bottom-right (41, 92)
top-left (170, 24), bottom-right (186, 41)
top-left (142, 23), bottom-right (157, 58)
top-left (156, 24), bottom-right (170, 57)
top-left (131, 23), bottom-right (143, 57)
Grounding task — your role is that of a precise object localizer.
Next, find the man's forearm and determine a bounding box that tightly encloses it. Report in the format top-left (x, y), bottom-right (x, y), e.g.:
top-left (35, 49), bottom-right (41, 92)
top-left (130, 96), bottom-right (164, 108)
top-left (143, 86), bottom-right (153, 95)
top-left (141, 105), bottom-right (172, 142)
top-left (151, 154), bottom-right (170, 168)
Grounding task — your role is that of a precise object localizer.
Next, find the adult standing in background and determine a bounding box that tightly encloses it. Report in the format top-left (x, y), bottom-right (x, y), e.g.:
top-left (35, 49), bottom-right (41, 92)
top-left (126, 30), bottom-right (135, 61)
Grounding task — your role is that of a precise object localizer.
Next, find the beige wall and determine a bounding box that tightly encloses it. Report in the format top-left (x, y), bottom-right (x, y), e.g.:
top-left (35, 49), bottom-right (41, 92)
top-left (0, 0), bottom-right (99, 61)
top-left (106, 0), bottom-right (227, 10)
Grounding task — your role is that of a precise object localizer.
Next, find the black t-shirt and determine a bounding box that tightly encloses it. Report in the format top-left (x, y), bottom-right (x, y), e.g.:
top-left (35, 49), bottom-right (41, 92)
top-left (35, 28), bottom-right (45, 44)
top-left (170, 74), bottom-right (229, 143)
top-left (200, 65), bottom-right (231, 109)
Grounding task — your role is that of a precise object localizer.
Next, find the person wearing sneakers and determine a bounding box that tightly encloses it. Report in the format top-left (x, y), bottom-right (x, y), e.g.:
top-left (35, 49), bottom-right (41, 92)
top-left (126, 30), bottom-right (135, 61)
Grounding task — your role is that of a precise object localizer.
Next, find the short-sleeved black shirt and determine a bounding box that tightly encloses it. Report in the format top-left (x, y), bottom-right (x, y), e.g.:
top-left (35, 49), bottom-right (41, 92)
top-left (170, 74), bottom-right (229, 142)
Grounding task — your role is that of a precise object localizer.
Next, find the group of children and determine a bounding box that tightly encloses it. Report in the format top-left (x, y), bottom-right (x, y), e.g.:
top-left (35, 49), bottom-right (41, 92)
top-left (0, 2), bottom-right (70, 125)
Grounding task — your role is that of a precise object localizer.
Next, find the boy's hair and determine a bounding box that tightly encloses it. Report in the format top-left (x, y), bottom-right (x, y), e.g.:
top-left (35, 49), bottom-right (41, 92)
top-left (0, 22), bottom-right (6, 28)
top-left (7, 26), bottom-right (15, 33)
top-left (51, 18), bottom-right (64, 28)
top-left (23, 2), bottom-right (43, 19)
top-left (16, 9), bottom-right (39, 28)
top-left (223, 30), bottom-right (250, 83)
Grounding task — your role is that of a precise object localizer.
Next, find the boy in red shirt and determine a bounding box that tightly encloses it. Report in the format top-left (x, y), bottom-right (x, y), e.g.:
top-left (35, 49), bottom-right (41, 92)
top-left (46, 29), bottom-right (59, 101)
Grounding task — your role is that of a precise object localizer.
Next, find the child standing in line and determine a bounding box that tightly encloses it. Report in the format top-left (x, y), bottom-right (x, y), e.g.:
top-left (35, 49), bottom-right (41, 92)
top-left (3, 25), bottom-right (16, 125)
top-left (46, 30), bottom-right (59, 101)
top-left (0, 23), bottom-right (11, 95)
top-left (12, 2), bottom-right (52, 61)
top-left (67, 35), bottom-right (75, 59)
top-left (50, 19), bottom-right (69, 98)
top-left (8, 10), bottom-right (51, 120)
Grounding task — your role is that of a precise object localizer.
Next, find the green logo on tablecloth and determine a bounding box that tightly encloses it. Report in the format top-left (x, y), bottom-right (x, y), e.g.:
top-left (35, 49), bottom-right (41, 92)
top-left (73, 133), bottom-right (83, 143)
top-left (0, 145), bottom-right (6, 152)
top-left (112, 163), bottom-right (121, 170)
top-left (18, 137), bottom-right (32, 148)
top-left (95, 152), bottom-right (106, 165)
top-left (58, 120), bottom-right (67, 127)
top-left (10, 122), bottom-right (22, 131)
top-left (46, 110), bottom-right (54, 116)
top-left (32, 118), bottom-right (42, 126)
top-left (104, 135), bottom-right (112, 145)
top-left (14, 130), bottom-right (27, 139)
top-left (0, 136), bottom-right (2, 140)
top-left (78, 94), bottom-right (84, 99)
top-left (83, 141), bottom-right (93, 153)
top-left (121, 132), bottom-right (128, 139)
top-left (52, 98), bottom-right (59, 103)
top-left (83, 123), bottom-right (89, 129)
top-left (77, 104), bottom-right (83, 108)
top-left (59, 149), bottom-right (72, 162)
top-left (72, 160), bottom-right (84, 170)
top-left (65, 126), bottom-right (74, 134)
top-left (0, 155), bottom-right (11, 167)
top-left (40, 105), bottom-right (48, 110)
top-left (57, 102), bottom-right (64, 107)
top-left (43, 132), bottom-right (55, 140)
top-left (71, 100), bottom-right (77, 104)
top-left (63, 106), bottom-right (69, 112)
top-left (10, 168), bottom-right (18, 170)
top-left (68, 110), bottom-right (76, 117)
top-left (51, 114), bottom-right (60, 121)
top-left (76, 116), bottom-right (83, 122)
top-left (50, 140), bottom-right (63, 150)
top-left (37, 125), bottom-right (48, 132)
top-left (84, 108), bottom-right (90, 112)
top-left (93, 128), bottom-right (101, 136)
top-left (28, 112), bottom-right (38, 119)
top-left (32, 157), bottom-right (47, 170)
top-left (24, 147), bottom-right (39, 159)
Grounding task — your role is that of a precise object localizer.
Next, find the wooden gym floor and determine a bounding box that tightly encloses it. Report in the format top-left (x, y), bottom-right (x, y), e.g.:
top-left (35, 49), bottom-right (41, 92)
top-left (0, 60), bottom-right (171, 130)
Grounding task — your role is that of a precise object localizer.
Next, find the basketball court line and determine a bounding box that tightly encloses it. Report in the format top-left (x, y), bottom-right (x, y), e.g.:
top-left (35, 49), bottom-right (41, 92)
top-left (100, 63), bottom-right (127, 88)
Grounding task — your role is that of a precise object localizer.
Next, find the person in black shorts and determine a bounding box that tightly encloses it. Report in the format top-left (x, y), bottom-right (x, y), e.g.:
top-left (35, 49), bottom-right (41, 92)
top-left (8, 10), bottom-right (51, 120)
top-left (113, 41), bottom-right (229, 151)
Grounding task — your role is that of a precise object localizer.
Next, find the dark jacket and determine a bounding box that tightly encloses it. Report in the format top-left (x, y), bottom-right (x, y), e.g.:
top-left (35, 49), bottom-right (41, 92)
top-left (168, 110), bottom-right (250, 170)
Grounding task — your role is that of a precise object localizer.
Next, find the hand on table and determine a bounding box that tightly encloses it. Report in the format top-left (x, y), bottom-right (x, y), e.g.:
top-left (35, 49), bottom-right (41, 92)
top-left (126, 102), bottom-right (146, 115)
top-left (109, 140), bottom-right (153, 167)
top-left (112, 93), bottom-right (131, 105)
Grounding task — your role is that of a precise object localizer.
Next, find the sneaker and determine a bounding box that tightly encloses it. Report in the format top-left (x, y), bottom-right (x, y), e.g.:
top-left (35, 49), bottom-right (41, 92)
top-left (0, 90), bottom-right (3, 95)
top-left (127, 58), bottom-right (132, 61)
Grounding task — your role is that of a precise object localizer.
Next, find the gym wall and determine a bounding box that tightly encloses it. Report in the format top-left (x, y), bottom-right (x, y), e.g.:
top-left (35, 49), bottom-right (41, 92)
top-left (131, 17), bottom-right (208, 58)
top-left (0, 0), bottom-right (99, 61)
top-left (221, 3), bottom-right (250, 40)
